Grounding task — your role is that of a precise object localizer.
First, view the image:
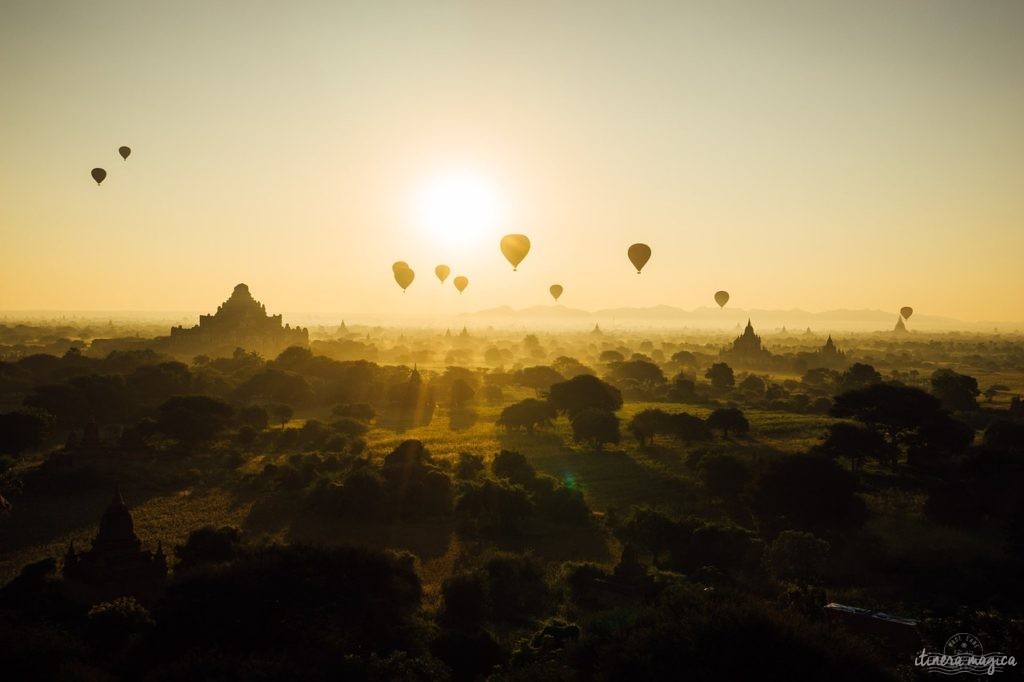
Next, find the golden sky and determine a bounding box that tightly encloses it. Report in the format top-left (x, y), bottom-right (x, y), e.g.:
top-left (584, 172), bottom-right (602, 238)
top-left (2, 1), bottom-right (1023, 322)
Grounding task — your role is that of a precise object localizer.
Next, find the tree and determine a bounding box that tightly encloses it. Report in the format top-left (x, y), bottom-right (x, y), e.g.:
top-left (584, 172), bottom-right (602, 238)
top-left (157, 545), bottom-right (424, 666)
top-left (25, 374), bottom-right (132, 426)
top-left (673, 412), bottom-right (712, 442)
top-left (832, 383), bottom-right (974, 470)
top-left (983, 420), bottom-right (1024, 455)
top-left (667, 374), bottom-right (699, 402)
top-left (515, 366), bottom-right (565, 394)
top-left (605, 360), bottom-right (666, 387)
top-left (548, 374), bottom-right (623, 416)
top-left (331, 402), bottom-right (376, 422)
top-left (706, 407), bottom-right (749, 438)
top-left (449, 378), bottom-right (475, 408)
top-left (705, 363), bottom-right (735, 389)
top-left (699, 454), bottom-right (750, 502)
top-left (671, 350), bottom-right (697, 367)
top-left (570, 409), bottom-right (621, 450)
top-left (156, 395), bottom-right (234, 444)
top-left (552, 356), bottom-right (595, 378)
top-left (628, 409), bottom-right (674, 446)
top-left (491, 450), bottom-right (536, 486)
top-left (496, 399), bottom-right (557, 434)
top-left (455, 478), bottom-right (533, 536)
top-left (766, 531), bottom-right (830, 583)
top-left (331, 417), bottom-right (369, 437)
top-left (481, 384), bottom-right (504, 404)
top-left (930, 368), bottom-right (980, 412)
top-left (237, 405), bottom-right (269, 431)
top-left (599, 350), bottom-right (625, 364)
top-left (830, 383), bottom-right (941, 445)
top-left (0, 411), bottom-right (50, 455)
top-left (907, 412), bottom-right (975, 468)
top-left (438, 572), bottom-right (488, 629)
top-left (612, 508), bottom-right (688, 564)
top-left (983, 384), bottom-right (1010, 403)
top-left (837, 363), bottom-right (881, 393)
top-left (816, 422), bottom-right (893, 471)
top-left (175, 526), bottom-right (243, 570)
top-left (801, 367), bottom-right (838, 389)
top-left (749, 455), bottom-right (867, 535)
top-left (235, 369), bottom-right (311, 406)
top-left (738, 374), bottom-right (766, 394)
top-left (126, 361), bottom-right (191, 403)
top-left (270, 403), bottom-right (294, 429)
top-left (86, 597), bottom-right (154, 649)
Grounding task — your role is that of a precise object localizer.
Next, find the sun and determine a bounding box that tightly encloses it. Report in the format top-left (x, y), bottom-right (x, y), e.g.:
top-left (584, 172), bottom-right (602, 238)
top-left (414, 171), bottom-right (505, 249)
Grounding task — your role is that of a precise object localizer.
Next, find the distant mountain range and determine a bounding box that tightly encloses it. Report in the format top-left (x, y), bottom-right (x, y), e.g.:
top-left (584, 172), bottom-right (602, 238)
top-left (461, 305), bottom-right (1018, 332)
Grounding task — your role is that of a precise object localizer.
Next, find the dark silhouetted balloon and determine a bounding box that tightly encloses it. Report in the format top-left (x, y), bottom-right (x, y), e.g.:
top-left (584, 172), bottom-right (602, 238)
top-left (118, 146), bottom-right (131, 161)
top-left (500, 234), bottom-right (531, 271)
top-left (900, 306), bottom-right (914, 320)
top-left (435, 265), bottom-right (450, 283)
top-left (91, 168), bottom-right (106, 185)
top-left (627, 243), bottom-right (651, 273)
top-left (394, 267), bottom-right (414, 292)
top-left (392, 261), bottom-right (409, 274)
top-left (714, 291), bottom-right (730, 308)
top-left (550, 284), bottom-right (563, 301)
top-left (453, 276), bottom-right (468, 293)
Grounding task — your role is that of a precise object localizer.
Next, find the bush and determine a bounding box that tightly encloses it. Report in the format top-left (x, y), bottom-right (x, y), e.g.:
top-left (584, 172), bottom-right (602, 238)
top-left (456, 479), bottom-right (533, 537)
top-left (456, 452), bottom-right (485, 479)
top-left (492, 450), bottom-right (536, 486)
top-left (331, 402), bottom-right (376, 422)
top-left (330, 416), bottom-right (369, 438)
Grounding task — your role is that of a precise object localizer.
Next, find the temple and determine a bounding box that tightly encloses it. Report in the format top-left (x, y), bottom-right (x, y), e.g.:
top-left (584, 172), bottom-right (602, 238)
top-left (722, 319), bottom-right (771, 363)
top-left (62, 487), bottom-right (167, 606)
top-left (819, 335), bottom-right (846, 360)
top-left (164, 283), bottom-right (308, 358)
top-left (893, 316), bottom-right (908, 333)
top-left (802, 334), bottom-right (849, 369)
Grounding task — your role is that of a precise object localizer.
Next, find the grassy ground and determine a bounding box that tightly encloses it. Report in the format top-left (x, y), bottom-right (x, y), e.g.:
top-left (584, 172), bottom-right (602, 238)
top-left (9, 391), bottom-right (966, 602)
top-left (0, 395), bottom-right (872, 589)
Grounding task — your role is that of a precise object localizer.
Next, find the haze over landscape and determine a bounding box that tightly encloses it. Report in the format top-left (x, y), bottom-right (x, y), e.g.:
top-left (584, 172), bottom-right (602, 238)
top-left (3, 2), bottom-right (1024, 680)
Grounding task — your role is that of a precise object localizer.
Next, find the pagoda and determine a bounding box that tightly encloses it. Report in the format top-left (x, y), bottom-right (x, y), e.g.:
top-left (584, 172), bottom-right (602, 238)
top-left (62, 486), bottom-right (167, 606)
top-left (721, 319), bottom-right (772, 364)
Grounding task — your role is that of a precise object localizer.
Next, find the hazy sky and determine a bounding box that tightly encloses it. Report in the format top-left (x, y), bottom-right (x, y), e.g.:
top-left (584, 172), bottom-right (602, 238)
top-left (2, 1), bottom-right (1023, 321)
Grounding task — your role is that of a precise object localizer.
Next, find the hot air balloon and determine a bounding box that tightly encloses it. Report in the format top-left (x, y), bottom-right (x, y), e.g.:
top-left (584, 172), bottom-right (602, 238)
top-left (392, 261), bottom-right (409, 274)
top-left (435, 265), bottom-right (451, 283)
top-left (91, 168), bottom-right (106, 186)
top-left (500, 234), bottom-right (530, 271)
top-left (453, 276), bottom-right (469, 293)
top-left (627, 243), bottom-right (651, 274)
top-left (714, 291), bottom-right (730, 308)
top-left (118, 146), bottom-right (131, 161)
top-left (549, 284), bottom-right (563, 302)
top-left (900, 306), bottom-right (914, 320)
top-left (394, 267), bottom-right (414, 292)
